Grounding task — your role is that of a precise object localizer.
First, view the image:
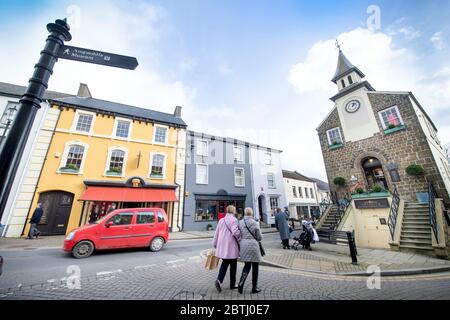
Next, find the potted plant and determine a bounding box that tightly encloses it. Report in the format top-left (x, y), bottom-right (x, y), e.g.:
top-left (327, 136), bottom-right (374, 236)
top-left (356, 188), bottom-right (365, 194)
top-left (206, 224), bottom-right (214, 231)
top-left (372, 185), bottom-right (383, 193)
top-left (388, 123), bottom-right (397, 129)
top-left (60, 164), bottom-right (79, 172)
top-left (333, 177), bottom-right (346, 187)
top-left (405, 164), bottom-right (428, 203)
top-left (107, 167), bottom-right (122, 175)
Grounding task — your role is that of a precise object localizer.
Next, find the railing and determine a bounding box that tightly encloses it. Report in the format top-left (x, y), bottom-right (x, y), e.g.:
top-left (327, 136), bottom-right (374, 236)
top-left (428, 182), bottom-right (438, 242)
top-left (329, 192), bottom-right (351, 230)
top-left (387, 186), bottom-right (400, 240)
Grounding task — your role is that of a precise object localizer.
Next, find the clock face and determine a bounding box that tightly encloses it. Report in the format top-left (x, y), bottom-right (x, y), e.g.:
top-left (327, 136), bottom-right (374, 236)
top-left (345, 99), bottom-right (361, 113)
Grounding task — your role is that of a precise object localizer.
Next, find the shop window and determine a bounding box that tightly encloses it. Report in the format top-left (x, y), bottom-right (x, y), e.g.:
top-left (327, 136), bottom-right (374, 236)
top-left (326, 127), bottom-right (343, 146)
top-left (153, 125), bottom-right (168, 144)
top-left (234, 167), bottom-right (245, 187)
top-left (378, 106), bottom-right (404, 130)
top-left (195, 200), bottom-right (217, 221)
top-left (108, 213), bottom-right (133, 225)
top-left (150, 153), bottom-right (166, 179)
top-left (267, 173), bottom-right (275, 188)
top-left (136, 212), bottom-right (155, 224)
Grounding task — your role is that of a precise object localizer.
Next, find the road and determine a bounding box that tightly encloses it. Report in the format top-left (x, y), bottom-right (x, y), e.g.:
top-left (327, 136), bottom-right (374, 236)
top-left (1, 236), bottom-right (450, 300)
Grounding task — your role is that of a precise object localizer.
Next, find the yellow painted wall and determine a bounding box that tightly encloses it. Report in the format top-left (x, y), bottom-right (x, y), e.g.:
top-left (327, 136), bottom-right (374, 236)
top-left (25, 105), bottom-right (181, 235)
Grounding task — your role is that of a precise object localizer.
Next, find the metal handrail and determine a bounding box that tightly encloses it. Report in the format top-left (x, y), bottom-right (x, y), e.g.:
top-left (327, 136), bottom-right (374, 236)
top-left (428, 182), bottom-right (438, 241)
top-left (330, 192), bottom-right (351, 230)
top-left (387, 186), bottom-right (400, 240)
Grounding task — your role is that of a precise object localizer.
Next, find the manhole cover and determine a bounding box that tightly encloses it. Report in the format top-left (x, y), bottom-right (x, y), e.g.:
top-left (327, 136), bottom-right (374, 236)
top-left (170, 291), bottom-right (205, 300)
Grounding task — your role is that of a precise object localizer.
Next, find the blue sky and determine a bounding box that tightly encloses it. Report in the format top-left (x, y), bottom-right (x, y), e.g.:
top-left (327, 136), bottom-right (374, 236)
top-left (0, 0), bottom-right (449, 180)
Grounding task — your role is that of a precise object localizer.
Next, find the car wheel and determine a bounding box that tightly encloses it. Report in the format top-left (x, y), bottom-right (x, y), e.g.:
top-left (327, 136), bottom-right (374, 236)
top-left (72, 240), bottom-right (94, 258)
top-left (149, 237), bottom-right (164, 252)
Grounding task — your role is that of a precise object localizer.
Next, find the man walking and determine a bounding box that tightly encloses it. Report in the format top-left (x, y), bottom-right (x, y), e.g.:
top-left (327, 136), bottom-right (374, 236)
top-left (27, 203), bottom-right (44, 239)
top-left (275, 207), bottom-right (291, 249)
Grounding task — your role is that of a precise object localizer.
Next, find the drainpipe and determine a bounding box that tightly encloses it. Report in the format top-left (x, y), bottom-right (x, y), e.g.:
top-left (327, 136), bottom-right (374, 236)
top-left (173, 128), bottom-right (183, 232)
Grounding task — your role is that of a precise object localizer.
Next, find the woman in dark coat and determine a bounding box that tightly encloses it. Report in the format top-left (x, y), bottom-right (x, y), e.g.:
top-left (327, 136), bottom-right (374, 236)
top-left (275, 207), bottom-right (291, 249)
top-left (237, 208), bottom-right (262, 294)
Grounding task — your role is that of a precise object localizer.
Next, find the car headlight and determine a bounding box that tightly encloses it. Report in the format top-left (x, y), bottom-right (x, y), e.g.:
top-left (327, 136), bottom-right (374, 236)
top-left (66, 231), bottom-right (76, 240)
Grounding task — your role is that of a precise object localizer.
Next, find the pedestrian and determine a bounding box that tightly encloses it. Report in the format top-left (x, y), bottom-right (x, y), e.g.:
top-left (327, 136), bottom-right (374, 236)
top-left (89, 205), bottom-right (100, 224)
top-left (237, 208), bottom-right (262, 294)
top-left (27, 203), bottom-right (44, 239)
top-left (212, 205), bottom-right (241, 292)
top-left (106, 203), bottom-right (116, 214)
top-left (275, 207), bottom-right (291, 249)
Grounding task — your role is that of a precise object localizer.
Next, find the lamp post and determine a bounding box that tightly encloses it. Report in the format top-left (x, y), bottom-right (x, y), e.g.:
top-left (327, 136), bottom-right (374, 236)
top-left (0, 18), bottom-right (72, 220)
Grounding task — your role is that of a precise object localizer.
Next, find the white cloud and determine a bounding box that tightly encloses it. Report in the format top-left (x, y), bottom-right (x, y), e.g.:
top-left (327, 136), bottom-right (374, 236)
top-left (430, 31), bottom-right (445, 50)
top-left (397, 26), bottom-right (421, 40)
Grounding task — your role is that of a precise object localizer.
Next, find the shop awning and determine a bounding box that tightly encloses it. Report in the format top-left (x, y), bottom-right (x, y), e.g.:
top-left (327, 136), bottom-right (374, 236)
top-left (79, 186), bottom-right (178, 202)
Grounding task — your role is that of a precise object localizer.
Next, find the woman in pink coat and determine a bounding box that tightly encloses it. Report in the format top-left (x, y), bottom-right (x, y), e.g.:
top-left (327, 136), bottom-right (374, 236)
top-left (212, 205), bottom-right (241, 292)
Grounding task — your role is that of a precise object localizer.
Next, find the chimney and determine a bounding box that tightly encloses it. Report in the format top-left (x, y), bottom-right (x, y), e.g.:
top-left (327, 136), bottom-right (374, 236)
top-left (77, 83), bottom-right (92, 98)
top-left (174, 105), bottom-right (182, 118)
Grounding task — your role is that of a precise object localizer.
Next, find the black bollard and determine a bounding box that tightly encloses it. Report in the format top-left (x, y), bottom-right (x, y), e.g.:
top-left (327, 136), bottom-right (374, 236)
top-left (346, 231), bottom-right (358, 265)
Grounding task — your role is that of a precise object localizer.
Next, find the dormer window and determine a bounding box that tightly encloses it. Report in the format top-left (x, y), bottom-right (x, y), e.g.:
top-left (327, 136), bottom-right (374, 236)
top-left (341, 79), bottom-right (346, 88)
top-left (347, 75), bottom-right (353, 84)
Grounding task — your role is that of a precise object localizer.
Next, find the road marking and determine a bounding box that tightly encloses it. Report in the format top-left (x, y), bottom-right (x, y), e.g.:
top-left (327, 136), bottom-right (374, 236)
top-left (134, 264), bottom-right (156, 270)
top-left (96, 269), bottom-right (122, 276)
top-left (166, 259), bottom-right (185, 264)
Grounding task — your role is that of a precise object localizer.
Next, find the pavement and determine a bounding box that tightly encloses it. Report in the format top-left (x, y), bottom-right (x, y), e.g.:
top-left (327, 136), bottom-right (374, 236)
top-left (1, 228), bottom-right (450, 277)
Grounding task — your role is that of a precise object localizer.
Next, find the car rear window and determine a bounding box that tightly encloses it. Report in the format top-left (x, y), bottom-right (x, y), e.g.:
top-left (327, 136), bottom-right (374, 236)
top-left (157, 211), bottom-right (165, 223)
top-left (136, 211), bottom-right (155, 224)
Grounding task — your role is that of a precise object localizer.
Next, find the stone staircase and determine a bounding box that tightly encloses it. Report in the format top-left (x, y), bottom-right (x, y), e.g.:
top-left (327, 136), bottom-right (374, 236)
top-left (317, 205), bottom-right (348, 245)
top-left (399, 202), bottom-right (433, 254)
top-left (319, 205), bottom-right (341, 230)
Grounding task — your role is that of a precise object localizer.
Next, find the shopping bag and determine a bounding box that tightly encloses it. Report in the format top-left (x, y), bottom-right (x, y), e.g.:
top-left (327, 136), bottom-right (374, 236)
top-left (205, 250), bottom-right (220, 270)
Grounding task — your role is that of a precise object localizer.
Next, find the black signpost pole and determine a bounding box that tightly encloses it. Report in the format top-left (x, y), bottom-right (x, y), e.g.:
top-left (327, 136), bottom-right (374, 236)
top-left (0, 18), bottom-right (72, 220)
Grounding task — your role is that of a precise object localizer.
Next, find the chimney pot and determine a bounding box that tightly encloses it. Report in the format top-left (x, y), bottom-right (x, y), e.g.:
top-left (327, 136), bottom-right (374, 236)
top-left (77, 83), bottom-right (92, 98)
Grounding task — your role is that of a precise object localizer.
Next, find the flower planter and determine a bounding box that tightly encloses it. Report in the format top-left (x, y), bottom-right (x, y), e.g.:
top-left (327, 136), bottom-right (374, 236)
top-left (384, 125), bottom-right (406, 135)
top-left (59, 168), bottom-right (79, 173)
top-left (351, 191), bottom-right (390, 199)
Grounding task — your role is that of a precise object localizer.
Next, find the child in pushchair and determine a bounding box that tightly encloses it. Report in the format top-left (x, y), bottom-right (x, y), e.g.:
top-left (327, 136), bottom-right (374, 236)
top-left (292, 218), bottom-right (314, 251)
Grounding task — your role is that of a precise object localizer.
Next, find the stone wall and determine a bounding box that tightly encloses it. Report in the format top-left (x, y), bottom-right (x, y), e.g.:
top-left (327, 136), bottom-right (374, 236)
top-left (318, 92), bottom-right (449, 204)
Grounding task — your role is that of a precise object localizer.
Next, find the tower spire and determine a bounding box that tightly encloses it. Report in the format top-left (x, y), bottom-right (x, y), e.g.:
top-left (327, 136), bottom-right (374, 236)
top-left (335, 39), bottom-right (342, 53)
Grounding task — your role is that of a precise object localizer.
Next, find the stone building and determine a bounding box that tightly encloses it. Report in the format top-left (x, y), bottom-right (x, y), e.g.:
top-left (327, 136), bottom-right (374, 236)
top-left (317, 49), bottom-right (450, 204)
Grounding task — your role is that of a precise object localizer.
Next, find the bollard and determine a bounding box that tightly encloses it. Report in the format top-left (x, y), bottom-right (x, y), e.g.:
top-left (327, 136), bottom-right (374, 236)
top-left (346, 231), bottom-right (358, 265)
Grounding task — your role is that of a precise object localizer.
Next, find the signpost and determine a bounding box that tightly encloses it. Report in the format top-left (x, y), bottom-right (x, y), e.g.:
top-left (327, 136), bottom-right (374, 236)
top-left (0, 18), bottom-right (138, 223)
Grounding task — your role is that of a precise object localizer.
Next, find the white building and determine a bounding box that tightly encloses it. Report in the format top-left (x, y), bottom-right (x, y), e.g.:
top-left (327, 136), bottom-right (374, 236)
top-left (310, 177), bottom-right (330, 207)
top-left (250, 146), bottom-right (286, 226)
top-left (282, 170), bottom-right (320, 219)
top-left (0, 82), bottom-right (72, 237)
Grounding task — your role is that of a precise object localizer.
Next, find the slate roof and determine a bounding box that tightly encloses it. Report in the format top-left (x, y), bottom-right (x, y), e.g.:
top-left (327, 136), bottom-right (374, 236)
top-left (331, 51), bottom-right (365, 83)
top-left (53, 96), bottom-right (187, 127)
top-left (0, 81), bottom-right (72, 100)
top-left (309, 178), bottom-right (330, 191)
top-left (282, 170), bottom-right (315, 182)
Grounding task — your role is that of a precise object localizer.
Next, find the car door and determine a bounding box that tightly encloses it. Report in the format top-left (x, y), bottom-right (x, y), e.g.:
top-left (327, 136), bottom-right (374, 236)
top-left (98, 212), bottom-right (134, 249)
top-left (133, 210), bottom-right (157, 247)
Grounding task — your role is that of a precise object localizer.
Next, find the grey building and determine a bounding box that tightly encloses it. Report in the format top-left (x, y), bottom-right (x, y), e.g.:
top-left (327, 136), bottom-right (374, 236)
top-left (183, 131), bottom-right (254, 231)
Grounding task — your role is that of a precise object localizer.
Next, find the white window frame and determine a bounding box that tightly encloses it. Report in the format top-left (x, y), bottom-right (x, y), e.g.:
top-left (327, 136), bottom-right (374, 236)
top-left (71, 110), bottom-right (96, 135)
top-left (269, 197), bottom-right (279, 211)
top-left (196, 164), bottom-right (208, 185)
top-left (149, 152), bottom-right (167, 179)
top-left (104, 146), bottom-right (128, 177)
top-left (305, 187), bottom-right (309, 198)
top-left (58, 140), bottom-right (89, 175)
top-left (378, 105), bottom-right (404, 130)
top-left (326, 127), bottom-right (343, 146)
top-left (197, 139), bottom-right (209, 157)
top-left (264, 152), bottom-right (272, 165)
top-left (152, 124), bottom-right (169, 144)
top-left (234, 167), bottom-right (245, 187)
top-left (292, 186), bottom-right (297, 198)
top-left (233, 145), bottom-right (244, 162)
top-left (113, 117), bottom-right (132, 139)
top-left (267, 173), bottom-right (276, 188)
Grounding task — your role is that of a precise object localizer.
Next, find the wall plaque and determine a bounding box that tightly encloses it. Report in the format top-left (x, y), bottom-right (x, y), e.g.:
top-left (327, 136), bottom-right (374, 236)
top-left (389, 169), bottom-right (401, 182)
top-left (379, 218), bottom-right (387, 225)
top-left (354, 198), bottom-right (390, 209)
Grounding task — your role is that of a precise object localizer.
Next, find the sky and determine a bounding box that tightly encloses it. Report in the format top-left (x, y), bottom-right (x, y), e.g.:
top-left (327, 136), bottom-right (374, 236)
top-left (0, 0), bottom-right (449, 181)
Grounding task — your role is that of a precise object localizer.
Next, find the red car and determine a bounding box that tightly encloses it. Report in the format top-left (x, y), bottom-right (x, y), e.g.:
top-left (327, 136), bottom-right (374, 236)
top-left (64, 208), bottom-right (169, 258)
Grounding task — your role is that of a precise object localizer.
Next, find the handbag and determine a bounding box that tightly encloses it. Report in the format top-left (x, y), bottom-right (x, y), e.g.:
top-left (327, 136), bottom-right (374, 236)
top-left (224, 219), bottom-right (240, 251)
top-left (205, 250), bottom-right (220, 270)
top-left (244, 218), bottom-right (265, 257)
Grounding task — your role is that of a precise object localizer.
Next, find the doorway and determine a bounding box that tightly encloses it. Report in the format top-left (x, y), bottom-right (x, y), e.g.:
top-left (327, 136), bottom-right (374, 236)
top-left (258, 195), bottom-right (266, 222)
top-left (361, 157), bottom-right (388, 190)
top-left (37, 191), bottom-right (74, 235)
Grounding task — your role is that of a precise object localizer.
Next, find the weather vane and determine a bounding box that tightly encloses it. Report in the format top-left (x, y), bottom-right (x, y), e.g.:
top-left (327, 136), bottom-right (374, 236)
top-left (335, 39), bottom-right (343, 52)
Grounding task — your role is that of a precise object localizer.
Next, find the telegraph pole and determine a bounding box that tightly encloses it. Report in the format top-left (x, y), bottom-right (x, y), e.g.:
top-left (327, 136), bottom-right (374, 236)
top-left (0, 18), bottom-right (72, 220)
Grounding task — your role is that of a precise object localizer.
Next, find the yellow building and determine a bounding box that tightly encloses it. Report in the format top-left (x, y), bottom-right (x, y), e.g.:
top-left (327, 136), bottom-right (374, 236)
top-left (22, 85), bottom-right (186, 236)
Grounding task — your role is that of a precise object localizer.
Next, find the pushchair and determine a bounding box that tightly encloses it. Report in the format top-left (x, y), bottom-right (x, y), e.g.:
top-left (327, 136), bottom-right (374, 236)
top-left (292, 224), bottom-right (313, 251)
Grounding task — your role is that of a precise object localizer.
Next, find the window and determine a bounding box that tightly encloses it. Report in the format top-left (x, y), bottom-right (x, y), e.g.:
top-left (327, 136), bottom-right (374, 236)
top-left (136, 211), bottom-right (155, 224)
top-left (115, 119), bottom-right (131, 138)
top-left (378, 106), bottom-right (404, 130)
top-left (157, 211), bottom-right (165, 223)
top-left (0, 102), bottom-right (19, 128)
top-left (195, 200), bottom-right (217, 221)
top-left (305, 187), bottom-right (309, 198)
top-left (270, 197), bottom-right (279, 212)
top-left (197, 139), bottom-right (208, 156)
top-left (347, 75), bottom-right (353, 84)
top-left (196, 164), bottom-right (208, 184)
top-left (75, 113), bottom-right (94, 132)
top-left (267, 173), bottom-right (275, 188)
top-left (64, 145), bottom-right (85, 170)
top-left (310, 188), bottom-right (314, 199)
top-left (108, 213), bottom-right (133, 225)
top-left (234, 168), bottom-right (245, 187)
top-left (150, 154), bottom-right (166, 179)
top-left (298, 187), bottom-right (303, 198)
top-left (425, 119), bottom-right (440, 145)
top-left (153, 125), bottom-right (168, 144)
top-left (292, 186), bottom-right (297, 197)
top-left (107, 150), bottom-right (125, 174)
top-left (341, 79), bottom-right (346, 88)
top-left (233, 146), bottom-right (244, 162)
top-left (265, 152), bottom-right (272, 165)
top-left (326, 127), bottom-right (343, 146)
